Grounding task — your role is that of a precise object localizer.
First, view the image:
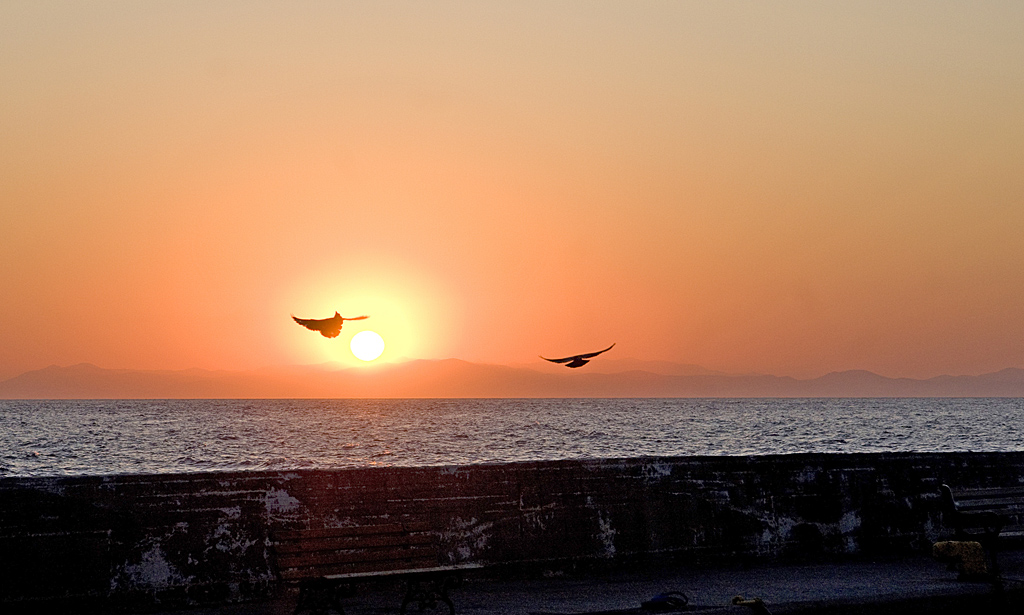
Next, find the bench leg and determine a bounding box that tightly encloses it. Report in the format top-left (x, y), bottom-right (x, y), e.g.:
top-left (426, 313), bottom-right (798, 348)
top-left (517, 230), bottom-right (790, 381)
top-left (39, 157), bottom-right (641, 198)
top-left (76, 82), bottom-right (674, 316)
top-left (400, 573), bottom-right (458, 615)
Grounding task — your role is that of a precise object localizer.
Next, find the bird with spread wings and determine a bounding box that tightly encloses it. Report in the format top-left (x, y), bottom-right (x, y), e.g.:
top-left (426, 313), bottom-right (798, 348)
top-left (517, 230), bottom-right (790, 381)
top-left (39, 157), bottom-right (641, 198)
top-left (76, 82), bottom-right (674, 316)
top-left (291, 312), bottom-right (368, 338)
top-left (540, 343), bottom-right (615, 368)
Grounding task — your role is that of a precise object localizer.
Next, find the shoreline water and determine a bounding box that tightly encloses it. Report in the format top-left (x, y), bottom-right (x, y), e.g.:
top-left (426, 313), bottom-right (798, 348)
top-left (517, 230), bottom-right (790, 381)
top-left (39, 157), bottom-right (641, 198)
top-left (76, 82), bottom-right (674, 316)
top-left (3, 398), bottom-right (1023, 477)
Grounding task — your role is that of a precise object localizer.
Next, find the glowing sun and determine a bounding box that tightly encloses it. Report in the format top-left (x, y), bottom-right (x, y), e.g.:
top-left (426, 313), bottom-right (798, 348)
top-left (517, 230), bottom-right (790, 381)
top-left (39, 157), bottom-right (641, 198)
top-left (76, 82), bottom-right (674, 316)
top-left (350, 330), bottom-right (385, 361)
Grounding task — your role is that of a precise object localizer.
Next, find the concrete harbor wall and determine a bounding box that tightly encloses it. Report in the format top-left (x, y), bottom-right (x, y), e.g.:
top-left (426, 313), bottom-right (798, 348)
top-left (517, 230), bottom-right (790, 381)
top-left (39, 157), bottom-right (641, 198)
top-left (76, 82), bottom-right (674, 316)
top-left (2, 452), bottom-right (1024, 609)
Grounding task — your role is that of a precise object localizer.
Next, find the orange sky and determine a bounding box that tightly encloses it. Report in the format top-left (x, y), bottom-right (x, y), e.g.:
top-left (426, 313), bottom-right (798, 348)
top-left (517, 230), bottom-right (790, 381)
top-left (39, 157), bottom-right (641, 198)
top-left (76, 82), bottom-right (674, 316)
top-left (2, 2), bottom-right (1023, 381)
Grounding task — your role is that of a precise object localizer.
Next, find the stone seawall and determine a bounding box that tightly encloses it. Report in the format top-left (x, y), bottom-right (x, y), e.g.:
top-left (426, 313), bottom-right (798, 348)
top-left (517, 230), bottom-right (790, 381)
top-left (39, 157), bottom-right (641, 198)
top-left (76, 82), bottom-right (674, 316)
top-left (2, 452), bottom-right (1023, 609)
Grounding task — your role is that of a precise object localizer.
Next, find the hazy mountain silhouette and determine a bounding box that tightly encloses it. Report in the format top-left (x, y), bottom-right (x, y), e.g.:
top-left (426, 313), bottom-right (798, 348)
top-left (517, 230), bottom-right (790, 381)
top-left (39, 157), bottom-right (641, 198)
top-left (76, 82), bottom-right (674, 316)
top-left (2, 361), bottom-right (1024, 399)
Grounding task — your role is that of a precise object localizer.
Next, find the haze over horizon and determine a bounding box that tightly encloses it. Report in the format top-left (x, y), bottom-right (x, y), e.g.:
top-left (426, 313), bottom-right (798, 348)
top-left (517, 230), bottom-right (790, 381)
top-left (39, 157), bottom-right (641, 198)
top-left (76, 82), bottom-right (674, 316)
top-left (7, 358), bottom-right (1024, 400)
top-left (3, 2), bottom-right (1023, 389)
top-left (7, 355), bottom-right (1024, 381)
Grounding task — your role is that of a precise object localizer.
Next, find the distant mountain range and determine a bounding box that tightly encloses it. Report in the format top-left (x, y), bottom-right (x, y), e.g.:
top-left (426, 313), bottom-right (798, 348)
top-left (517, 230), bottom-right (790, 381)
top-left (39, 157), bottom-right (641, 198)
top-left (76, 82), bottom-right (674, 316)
top-left (3, 360), bottom-right (1024, 399)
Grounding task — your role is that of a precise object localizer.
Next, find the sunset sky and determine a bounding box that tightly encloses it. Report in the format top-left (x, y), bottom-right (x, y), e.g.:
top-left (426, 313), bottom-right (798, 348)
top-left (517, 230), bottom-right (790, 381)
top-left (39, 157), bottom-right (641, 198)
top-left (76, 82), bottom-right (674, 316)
top-left (2, 2), bottom-right (1023, 382)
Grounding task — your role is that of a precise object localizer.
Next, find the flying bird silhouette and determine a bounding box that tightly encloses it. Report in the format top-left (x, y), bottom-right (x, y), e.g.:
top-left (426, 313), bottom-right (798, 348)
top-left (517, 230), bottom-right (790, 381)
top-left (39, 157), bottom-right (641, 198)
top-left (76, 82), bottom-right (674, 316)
top-left (291, 312), bottom-right (368, 338)
top-left (540, 343), bottom-right (616, 368)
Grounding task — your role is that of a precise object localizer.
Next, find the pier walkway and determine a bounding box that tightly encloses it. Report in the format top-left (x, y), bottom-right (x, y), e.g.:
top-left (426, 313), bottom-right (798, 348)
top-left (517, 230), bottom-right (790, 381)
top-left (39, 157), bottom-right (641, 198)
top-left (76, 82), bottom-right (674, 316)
top-left (142, 551), bottom-right (1024, 615)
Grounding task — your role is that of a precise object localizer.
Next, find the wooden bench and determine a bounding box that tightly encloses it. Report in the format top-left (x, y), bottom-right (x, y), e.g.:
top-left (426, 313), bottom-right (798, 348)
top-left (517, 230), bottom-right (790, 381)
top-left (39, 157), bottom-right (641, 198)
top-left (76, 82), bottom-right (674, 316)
top-left (272, 522), bottom-right (482, 615)
top-left (939, 484), bottom-right (1024, 576)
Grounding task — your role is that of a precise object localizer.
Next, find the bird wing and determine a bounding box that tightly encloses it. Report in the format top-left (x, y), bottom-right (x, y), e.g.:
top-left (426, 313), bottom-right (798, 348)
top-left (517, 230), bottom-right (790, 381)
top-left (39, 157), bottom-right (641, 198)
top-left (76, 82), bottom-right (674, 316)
top-left (577, 343), bottom-right (616, 359)
top-left (540, 355), bottom-right (576, 364)
top-left (341, 315), bottom-right (369, 321)
top-left (292, 315), bottom-right (326, 331)
top-left (292, 314), bottom-right (344, 338)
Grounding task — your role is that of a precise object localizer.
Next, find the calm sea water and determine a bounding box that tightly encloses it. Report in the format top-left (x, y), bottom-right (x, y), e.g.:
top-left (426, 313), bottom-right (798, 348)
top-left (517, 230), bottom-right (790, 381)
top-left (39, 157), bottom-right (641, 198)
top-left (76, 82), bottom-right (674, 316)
top-left (1, 398), bottom-right (1022, 477)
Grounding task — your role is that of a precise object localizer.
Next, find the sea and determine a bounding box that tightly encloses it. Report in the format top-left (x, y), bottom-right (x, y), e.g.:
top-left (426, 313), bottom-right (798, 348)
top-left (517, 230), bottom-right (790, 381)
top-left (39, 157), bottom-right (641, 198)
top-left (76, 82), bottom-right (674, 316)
top-left (2, 398), bottom-right (1022, 477)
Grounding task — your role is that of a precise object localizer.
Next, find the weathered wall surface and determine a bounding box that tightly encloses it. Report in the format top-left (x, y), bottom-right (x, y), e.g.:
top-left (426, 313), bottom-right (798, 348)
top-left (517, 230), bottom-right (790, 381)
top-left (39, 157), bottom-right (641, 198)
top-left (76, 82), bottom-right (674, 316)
top-left (2, 452), bottom-right (1023, 609)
